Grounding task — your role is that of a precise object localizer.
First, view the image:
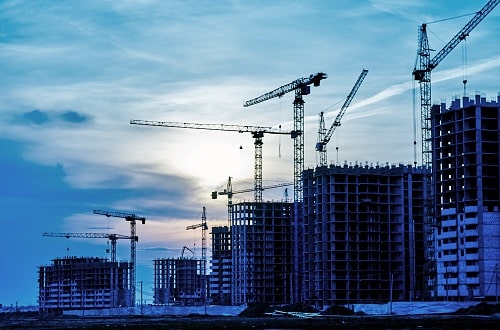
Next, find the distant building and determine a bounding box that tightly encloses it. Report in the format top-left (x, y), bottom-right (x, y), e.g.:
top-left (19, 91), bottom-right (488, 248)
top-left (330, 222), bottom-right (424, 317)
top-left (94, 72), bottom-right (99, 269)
top-left (210, 226), bottom-right (232, 305)
top-left (153, 258), bottom-right (206, 306)
top-left (38, 257), bottom-right (132, 313)
top-left (432, 94), bottom-right (500, 300)
top-left (302, 163), bottom-right (428, 309)
top-left (230, 201), bottom-right (294, 305)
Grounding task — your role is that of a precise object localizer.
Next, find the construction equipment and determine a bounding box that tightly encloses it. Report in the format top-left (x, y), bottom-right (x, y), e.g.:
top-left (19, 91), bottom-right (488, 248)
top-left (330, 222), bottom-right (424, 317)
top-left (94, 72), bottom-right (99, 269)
top-left (186, 206), bottom-right (208, 305)
top-left (130, 119), bottom-right (292, 203)
top-left (413, 0), bottom-right (499, 168)
top-left (212, 176), bottom-right (293, 226)
top-left (244, 72), bottom-right (327, 203)
top-left (316, 69), bottom-right (368, 166)
top-left (42, 232), bottom-right (137, 263)
top-left (181, 245), bottom-right (194, 258)
top-left (92, 209), bottom-right (146, 305)
top-left (412, 0), bottom-right (499, 298)
top-left (244, 72), bottom-right (327, 303)
top-left (212, 176), bottom-right (293, 202)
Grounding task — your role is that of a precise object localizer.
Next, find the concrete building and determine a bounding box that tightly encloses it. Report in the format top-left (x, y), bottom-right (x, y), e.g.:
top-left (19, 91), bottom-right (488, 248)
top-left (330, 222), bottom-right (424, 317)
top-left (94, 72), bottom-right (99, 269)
top-left (153, 257), bottom-right (206, 306)
top-left (302, 163), bottom-right (428, 309)
top-left (432, 94), bottom-right (500, 300)
top-left (38, 257), bottom-right (132, 313)
top-left (209, 226), bottom-right (232, 305)
top-left (230, 201), bottom-right (294, 305)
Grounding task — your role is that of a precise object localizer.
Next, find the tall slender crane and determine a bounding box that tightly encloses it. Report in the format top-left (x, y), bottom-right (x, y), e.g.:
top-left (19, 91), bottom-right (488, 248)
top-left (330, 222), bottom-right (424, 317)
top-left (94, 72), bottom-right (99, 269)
top-left (244, 72), bottom-right (327, 204)
top-left (315, 69), bottom-right (368, 167)
top-left (92, 209), bottom-right (146, 306)
top-left (130, 120), bottom-right (292, 203)
top-left (186, 206), bottom-right (208, 306)
top-left (212, 176), bottom-right (293, 226)
top-left (412, 0), bottom-right (499, 297)
top-left (42, 232), bottom-right (137, 263)
top-left (244, 72), bottom-right (327, 303)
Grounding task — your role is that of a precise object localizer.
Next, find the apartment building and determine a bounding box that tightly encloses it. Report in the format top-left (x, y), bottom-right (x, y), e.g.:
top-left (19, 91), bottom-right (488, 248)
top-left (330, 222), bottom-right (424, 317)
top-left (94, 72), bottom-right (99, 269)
top-left (302, 163), bottom-right (428, 309)
top-left (153, 257), bottom-right (205, 305)
top-left (38, 257), bottom-right (132, 313)
top-left (209, 226), bottom-right (232, 305)
top-left (432, 94), bottom-right (500, 300)
top-left (230, 201), bottom-right (294, 305)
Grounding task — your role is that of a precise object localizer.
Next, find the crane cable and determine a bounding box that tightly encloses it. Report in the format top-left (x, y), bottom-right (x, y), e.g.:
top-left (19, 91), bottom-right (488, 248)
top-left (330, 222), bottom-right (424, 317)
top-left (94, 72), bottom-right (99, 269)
top-left (462, 39), bottom-right (468, 96)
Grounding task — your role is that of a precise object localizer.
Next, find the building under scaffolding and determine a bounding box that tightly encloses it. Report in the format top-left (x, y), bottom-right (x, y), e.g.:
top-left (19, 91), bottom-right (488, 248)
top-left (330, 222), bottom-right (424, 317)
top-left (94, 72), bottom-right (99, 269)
top-left (153, 257), bottom-right (206, 305)
top-left (38, 257), bottom-right (132, 313)
top-left (302, 163), bottom-right (428, 309)
top-left (230, 201), bottom-right (294, 305)
top-left (432, 94), bottom-right (500, 300)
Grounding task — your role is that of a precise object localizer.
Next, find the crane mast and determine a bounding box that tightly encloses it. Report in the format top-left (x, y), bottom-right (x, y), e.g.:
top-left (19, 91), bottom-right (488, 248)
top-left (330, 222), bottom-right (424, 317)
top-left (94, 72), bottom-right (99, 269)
top-left (412, 0), bottom-right (499, 298)
top-left (244, 72), bottom-right (327, 203)
top-left (316, 69), bottom-right (368, 166)
top-left (92, 209), bottom-right (146, 306)
top-left (212, 176), bottom-right (293, 225)
top-left (244, 72), bottom-right (326, 303)
top-left (186, 206), bottom-right (208, 307)
top-left (130, 119), bottom-right (292, 203)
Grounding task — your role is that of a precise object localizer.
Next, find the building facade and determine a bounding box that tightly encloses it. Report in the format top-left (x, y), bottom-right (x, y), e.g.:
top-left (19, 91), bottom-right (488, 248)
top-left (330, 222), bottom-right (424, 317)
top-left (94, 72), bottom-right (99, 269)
top-left (38, 257), bottom-right (132, 313)
top-left (432, 94), bottom-right (500, 300)
top-left (230, 201), bottom-right (294, 305)
top-left (209, 226), bottom-right (232, 305)
top-left (302, 163), bottom-right (427, 309)
top-left (153, 257), bottom-right (206, 306)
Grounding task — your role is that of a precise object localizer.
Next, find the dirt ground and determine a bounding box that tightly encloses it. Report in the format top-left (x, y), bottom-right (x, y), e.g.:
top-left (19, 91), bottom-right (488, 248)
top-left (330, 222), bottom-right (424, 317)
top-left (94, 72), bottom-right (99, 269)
top-left (2, 303), bottom-right (500, 329)
top-left (1, 314), bottom-right (500, 330)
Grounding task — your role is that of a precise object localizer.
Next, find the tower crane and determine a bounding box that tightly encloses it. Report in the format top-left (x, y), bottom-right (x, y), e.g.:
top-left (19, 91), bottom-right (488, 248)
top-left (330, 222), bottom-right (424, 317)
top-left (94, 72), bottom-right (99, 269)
top-left (316, 69), bottom-right (368, 167)
top-left (92, 209), bottom-right (146, 305)
top-left (412, 0), bottom-right (499, 297)
top-left (212, 176), bottom-right (293, 204)
top-left (244, 72), bottom-right (327, 204)
top-left (244, 72), bottom-right (327, 303)
top-left (42, 232), bottom-right (137, 263)
top-left (212, 176), bottom-right (293, 226)
top-left (181, 245), bottom-right (194, 258)
top-left (186, 206), bottom-right (208, 305)
top-left (130, 119), bottom-right (292, 203)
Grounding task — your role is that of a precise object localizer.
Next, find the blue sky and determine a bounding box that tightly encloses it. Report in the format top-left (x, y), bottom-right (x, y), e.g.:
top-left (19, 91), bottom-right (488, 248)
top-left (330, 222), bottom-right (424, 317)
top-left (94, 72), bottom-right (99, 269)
top-left (1, 1), bottom-right (499, 306)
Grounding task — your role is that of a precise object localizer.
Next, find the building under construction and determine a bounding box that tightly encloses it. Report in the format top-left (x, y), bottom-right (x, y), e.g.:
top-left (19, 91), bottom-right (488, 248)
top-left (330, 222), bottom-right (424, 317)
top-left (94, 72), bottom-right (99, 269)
top-left (38, 257), bottom-right (132, 313)
top-left (302, 163), bottom-right (428, 309)
top-left (432, 94), bottom-right (500, 300)
top-left (153, 257), bottom-right (206, 306)
top-left (209, 226), bottom-right (232, 305)
top-left (230, 201), bottom-right (294, 305)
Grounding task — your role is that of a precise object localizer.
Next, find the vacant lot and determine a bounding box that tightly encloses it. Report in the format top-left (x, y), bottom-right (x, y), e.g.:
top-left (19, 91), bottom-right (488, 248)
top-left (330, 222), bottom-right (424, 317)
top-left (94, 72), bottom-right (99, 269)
top-left (1, 314), bottom-right (500, 330)
top-left (2, 303), bottom-right (499, 329)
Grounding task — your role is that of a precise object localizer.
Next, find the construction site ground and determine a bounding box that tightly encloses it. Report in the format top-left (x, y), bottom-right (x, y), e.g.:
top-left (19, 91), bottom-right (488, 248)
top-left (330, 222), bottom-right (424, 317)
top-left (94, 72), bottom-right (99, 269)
top-left (1, 302), bottom-right (499, 329)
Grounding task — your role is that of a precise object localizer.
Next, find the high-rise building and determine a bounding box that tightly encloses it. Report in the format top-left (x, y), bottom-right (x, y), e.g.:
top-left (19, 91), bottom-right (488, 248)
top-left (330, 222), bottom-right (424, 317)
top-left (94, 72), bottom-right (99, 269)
top-left (209, 226), bottom-right (232, 305)
top-left (302, 164), bottom-right (427, 309)
top-left (153, 258), bottom-right (205, 305)
top-left (38, 257), bottom-right (132, 313)
top-left (432, 94), bottom-right (500, 300)
top-left (230, 201), bottom-right (294, 305)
